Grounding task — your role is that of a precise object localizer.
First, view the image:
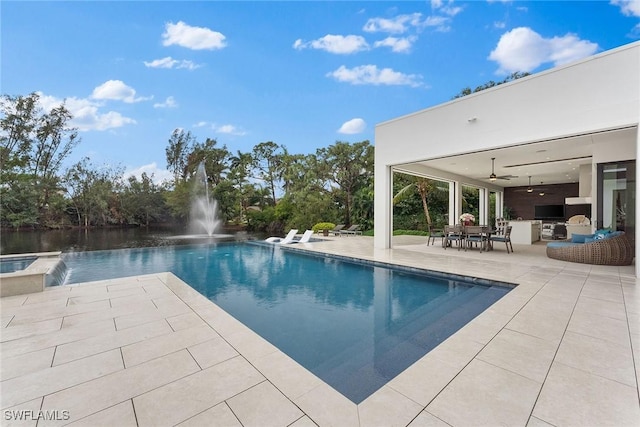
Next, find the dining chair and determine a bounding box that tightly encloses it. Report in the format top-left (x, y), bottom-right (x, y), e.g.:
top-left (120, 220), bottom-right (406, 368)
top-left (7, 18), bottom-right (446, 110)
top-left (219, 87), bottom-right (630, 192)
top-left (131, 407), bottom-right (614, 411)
top-left (490, 225), bottom-right (513, 253)
top-left (494, 218), bottom-right (507, 236)
top-left (427, 225), bottom-right (445, 246)
top-left (464, 225), bottom-right (489, 252)
top-left (443, 225), bottom-right (464, 250)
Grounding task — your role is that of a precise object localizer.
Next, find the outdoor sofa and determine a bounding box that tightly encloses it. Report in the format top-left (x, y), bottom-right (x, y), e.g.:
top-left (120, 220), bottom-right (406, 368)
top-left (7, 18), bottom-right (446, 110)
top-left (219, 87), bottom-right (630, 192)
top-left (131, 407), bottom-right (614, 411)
top-left (546, 229), bottom-right (634, 266)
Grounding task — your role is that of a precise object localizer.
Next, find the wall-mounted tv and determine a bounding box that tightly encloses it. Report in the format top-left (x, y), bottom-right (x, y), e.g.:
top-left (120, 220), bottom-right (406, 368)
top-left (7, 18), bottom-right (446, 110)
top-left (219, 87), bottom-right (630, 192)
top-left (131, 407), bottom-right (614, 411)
top-left (534, 204), bottom-right (565, 220)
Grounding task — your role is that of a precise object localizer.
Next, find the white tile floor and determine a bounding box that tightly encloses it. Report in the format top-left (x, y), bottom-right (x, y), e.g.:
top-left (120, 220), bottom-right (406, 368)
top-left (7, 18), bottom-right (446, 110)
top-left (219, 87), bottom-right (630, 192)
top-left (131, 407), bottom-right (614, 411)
top-left (1, 236), bottom-right (639, 426)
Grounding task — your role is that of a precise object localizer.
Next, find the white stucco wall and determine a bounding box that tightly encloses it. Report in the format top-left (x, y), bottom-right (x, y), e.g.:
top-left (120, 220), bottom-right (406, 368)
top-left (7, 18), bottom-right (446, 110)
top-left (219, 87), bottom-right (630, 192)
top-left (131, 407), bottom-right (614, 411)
top-left (374, 41), bottom-right (640, 260)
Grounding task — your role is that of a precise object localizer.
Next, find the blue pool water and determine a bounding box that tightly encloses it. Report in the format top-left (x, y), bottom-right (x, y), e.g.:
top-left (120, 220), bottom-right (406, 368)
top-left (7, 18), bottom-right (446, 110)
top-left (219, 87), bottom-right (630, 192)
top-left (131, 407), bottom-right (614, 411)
top-left (0, 256), bottom-right (37, 273)
top-left (62, 242), bottom-right (512, 403)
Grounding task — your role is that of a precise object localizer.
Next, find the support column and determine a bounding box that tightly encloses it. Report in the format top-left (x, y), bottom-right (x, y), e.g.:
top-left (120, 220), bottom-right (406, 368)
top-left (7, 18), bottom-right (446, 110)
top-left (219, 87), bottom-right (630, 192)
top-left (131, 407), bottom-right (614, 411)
top-left (636, 130), bottom-right (640, 278)
top-left (374, 164), bottom-right (392, 249)
top-left (448, 181), bottom-right (456, 225)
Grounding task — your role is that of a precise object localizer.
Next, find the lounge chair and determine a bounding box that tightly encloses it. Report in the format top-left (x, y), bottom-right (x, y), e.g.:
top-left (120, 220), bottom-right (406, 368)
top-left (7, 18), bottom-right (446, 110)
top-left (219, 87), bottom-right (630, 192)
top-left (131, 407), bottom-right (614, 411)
top-left (288, 229), bottom-right (314, 244)
top-left (265, 229), bottom-right (298, 244)
top-left (339, 225), bottom-right (361, 236)
top-left (546, 231), bottom-right (633, 265)
top-left (330, 224), bottom-right (346, 236)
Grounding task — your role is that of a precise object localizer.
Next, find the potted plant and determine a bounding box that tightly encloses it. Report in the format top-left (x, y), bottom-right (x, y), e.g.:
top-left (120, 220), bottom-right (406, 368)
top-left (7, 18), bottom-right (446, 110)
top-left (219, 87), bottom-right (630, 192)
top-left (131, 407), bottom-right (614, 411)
top-left (460, 213), bottom-right (475, 226)
top-left (313, 222), bottom-right (336, 236)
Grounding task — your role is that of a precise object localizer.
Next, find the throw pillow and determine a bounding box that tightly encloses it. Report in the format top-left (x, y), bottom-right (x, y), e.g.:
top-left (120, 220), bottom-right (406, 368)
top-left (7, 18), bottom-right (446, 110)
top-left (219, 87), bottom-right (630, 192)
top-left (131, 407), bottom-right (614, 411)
top-left (594, 229), bottom-right (611, 240)
top-left (571, 233), bottom-right (594, 243)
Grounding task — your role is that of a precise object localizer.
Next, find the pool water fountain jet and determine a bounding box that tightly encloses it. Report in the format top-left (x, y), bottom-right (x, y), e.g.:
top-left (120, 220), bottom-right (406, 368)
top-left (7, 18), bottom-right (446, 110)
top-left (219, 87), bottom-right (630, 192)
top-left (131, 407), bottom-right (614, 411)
top-left (169, 162), bottom-right (233, 240)
top-left (190, 162), bottom-right (221, 236)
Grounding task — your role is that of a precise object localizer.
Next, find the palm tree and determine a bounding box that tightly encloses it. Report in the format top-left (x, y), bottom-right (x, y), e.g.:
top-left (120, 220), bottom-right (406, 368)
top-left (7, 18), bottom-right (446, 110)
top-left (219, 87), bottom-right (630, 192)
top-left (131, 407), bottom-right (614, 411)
top-left (393, 176), bottom-right (447, 227)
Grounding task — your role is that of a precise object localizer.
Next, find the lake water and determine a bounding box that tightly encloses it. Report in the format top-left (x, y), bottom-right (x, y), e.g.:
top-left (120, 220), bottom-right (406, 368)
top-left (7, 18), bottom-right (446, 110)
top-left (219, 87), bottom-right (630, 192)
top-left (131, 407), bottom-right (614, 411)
top-left (0, 228), bottom-right (254, 255)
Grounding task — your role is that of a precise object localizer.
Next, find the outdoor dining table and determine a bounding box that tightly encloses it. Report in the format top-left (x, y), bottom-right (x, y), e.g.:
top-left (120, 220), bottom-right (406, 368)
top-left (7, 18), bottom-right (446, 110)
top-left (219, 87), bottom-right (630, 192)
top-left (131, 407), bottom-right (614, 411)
top-left (443, 225), bottom-right (497, 252)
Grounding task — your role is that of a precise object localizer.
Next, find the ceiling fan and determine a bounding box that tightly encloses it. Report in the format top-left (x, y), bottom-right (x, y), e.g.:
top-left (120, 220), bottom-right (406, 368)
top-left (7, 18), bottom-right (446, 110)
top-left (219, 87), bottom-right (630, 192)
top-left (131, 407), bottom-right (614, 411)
top-left (514, 176), bottom-right (536, 192)
top-left (536, 182), bottom-right (553, 196)
top-left (488, 157), bottom-right (518, 181)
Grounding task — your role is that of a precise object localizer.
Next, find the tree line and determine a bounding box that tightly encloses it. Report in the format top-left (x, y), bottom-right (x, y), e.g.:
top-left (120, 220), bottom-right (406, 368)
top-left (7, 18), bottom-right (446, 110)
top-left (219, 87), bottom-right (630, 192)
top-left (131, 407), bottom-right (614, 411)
top-left (0, 92), bottom-right (375, 234)
top-left (3, 74), bottom-right (515, 235)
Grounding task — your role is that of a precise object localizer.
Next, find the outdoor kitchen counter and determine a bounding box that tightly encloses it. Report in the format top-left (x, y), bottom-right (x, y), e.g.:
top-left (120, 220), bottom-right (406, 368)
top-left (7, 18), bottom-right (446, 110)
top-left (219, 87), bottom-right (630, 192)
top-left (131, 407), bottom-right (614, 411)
top-left (507, 220), bottom-right (542, 245)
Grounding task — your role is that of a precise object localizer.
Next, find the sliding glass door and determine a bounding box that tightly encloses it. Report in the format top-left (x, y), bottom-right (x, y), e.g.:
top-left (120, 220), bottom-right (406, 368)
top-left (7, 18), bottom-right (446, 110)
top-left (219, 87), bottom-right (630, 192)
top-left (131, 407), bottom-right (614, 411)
top-left (597, 160), bottom-right (635, 245)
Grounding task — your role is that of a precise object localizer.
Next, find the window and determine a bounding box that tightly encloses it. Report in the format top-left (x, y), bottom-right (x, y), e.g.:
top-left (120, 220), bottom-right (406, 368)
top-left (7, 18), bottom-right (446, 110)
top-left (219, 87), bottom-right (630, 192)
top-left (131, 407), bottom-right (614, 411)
top-left (597, 161), bottom-right (635, 245)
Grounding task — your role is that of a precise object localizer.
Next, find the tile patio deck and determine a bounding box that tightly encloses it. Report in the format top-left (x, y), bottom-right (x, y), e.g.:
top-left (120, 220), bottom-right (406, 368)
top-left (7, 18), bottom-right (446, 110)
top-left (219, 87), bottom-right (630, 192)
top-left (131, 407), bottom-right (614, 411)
top-left (1, 235), bottom-right (639, 426)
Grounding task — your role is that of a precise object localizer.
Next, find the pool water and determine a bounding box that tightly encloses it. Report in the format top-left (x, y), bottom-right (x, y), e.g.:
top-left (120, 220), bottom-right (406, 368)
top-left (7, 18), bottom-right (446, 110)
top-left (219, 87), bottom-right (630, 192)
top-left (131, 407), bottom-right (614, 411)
top-left (63, 242), bottom-right (512, 403)
top-left (0, 256), bottom-right (37, 273)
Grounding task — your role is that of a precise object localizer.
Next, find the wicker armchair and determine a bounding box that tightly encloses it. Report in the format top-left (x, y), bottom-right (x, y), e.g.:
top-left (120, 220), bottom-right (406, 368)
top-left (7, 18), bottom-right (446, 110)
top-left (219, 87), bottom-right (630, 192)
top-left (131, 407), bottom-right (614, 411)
top-left (546, 233), bottom-right (634, 266)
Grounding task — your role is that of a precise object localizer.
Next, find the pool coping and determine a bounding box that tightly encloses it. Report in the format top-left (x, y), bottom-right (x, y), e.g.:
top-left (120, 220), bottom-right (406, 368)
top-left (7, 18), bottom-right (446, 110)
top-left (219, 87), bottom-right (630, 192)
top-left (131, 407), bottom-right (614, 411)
top-left (268, 240), bottom-right (519, 289)
top-left (0, 252), bottom-right (63, 297)
top-left (157, 270), bottom-right (535, 425)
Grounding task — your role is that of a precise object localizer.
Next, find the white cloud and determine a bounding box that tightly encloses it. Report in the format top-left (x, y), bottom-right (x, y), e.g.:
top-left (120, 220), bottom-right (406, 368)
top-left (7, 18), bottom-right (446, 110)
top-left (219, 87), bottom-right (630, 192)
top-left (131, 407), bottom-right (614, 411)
top-left (611, 0), bottom-right (640, 17)
top-left (125, 162), bottom-right (173, 185)
top-left (153, 96), bottom-right (178, 108)
top-left (373, 36), bottom-right (416, 53)
top-left (327, 65), bottom-right (423, 87)
top-left (488, 27), bottom-right (599, 74)
top-left (364, 11), bottom-right (455, 34)
top-left (432, 0), bottom-right (463, 17)
top-left (75, 110), bottom-right (136, 131)
top-left (36, 92), bottom-right (136, 132)
top-left (144, 56), bottom-right (201, 70)
top-left (162, 21), bottom-right (226, 50)
top-left (91, 80), bottom-right (152, 103)
top-left (214, 124), bottom-right (246, 136)
top-left (193, 121), bottom-right (247, 136)
top-left (293, 34), bottom-right (369, 54)
top-left (338, 118), bottom-right (366, 134)
top-left (363, 13), bottom-right (424, 34)
top-left (424, 15), bottom-right (451, 31)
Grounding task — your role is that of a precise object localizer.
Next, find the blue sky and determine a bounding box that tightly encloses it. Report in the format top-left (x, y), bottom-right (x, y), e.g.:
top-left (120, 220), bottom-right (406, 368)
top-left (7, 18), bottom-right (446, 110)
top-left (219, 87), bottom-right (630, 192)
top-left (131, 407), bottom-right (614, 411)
top-left (2, 1), bottom-right (639, 183)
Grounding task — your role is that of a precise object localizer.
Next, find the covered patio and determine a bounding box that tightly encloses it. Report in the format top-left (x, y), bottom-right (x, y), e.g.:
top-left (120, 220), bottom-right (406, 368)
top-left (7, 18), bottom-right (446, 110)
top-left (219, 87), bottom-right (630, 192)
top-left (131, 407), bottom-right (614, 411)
top-left (374, 41), bottom-right (639, 275)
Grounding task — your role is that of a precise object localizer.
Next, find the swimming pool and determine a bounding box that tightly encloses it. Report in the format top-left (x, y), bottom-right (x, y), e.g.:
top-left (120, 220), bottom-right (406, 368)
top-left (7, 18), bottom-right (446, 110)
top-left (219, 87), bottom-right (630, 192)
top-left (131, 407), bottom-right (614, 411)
top-left (0, 256), bottom-right (37, 273)
top-left (63, 242), bottom-right (512, 403)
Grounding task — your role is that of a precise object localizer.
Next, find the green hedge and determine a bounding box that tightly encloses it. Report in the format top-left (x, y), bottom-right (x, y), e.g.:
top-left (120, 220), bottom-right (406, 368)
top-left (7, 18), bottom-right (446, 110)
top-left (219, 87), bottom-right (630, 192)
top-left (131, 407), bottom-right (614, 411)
top-left (392, 229), bottom-right (429, 236)
top-left (312, 222), bottom-right (336, 233)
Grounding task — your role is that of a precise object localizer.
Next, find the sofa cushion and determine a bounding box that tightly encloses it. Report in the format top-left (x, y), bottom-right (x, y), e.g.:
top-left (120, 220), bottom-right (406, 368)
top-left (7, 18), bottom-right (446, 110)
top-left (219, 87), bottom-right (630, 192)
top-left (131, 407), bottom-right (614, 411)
top-left (546, 242), bottom-right (580, 248)
top-left (571, 233), bottom-right (594, 243)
